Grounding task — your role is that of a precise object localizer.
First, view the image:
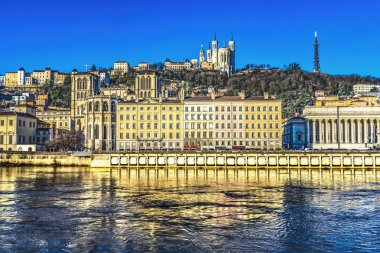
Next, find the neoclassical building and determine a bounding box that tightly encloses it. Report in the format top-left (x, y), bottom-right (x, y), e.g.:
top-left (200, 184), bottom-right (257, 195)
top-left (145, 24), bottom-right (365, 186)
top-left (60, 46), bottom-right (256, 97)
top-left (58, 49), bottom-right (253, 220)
top-left (304, 106), bottom-right (380, 149)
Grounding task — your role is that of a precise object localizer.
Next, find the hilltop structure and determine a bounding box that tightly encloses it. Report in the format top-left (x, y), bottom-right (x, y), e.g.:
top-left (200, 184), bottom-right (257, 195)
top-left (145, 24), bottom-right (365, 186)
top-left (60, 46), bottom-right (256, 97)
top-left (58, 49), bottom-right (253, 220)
top-left (313, 32), bottom-right (320, 73)
top-left (199, 34), bottom-right (235, 75)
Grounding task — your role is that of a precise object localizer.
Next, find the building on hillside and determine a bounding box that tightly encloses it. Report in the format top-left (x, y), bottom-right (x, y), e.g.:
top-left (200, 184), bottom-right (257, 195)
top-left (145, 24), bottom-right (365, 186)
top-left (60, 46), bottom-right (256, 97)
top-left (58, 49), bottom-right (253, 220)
top-left (12, 93), bottom-right (35, 105)
top-left (53, 72), bottom-right (70, 86)
top-left (282, 117), bottom-right (309, 150)
top-left (199, 34), bottom-right (235, 75)
top-left (112, 61), bottom-right (129, 76)
top-left (0, 105), bottom-right (37, 151)
top-left (0, 75), bottom-right (5, 86)
top-left (5, 72), bottom-right (18, 86)
top-left (353, 83), bottom-right (380, 95)
top-left (137, 62), bottom-right (150, 71)
top-left (31, 66), bottom-right (52, 84)
top-left (5, 67), bottom-right (59, 92)
top-left (117, 98), bottom-right (184, 151)
top-left (164, 59), bottom-right (193, 71)
top-left (191, 59), bottom-right (198, 69)
top-left (315, 90), bottom-right (326, 100)
top-left (303, 96), bottom-right (380, 149)
top-left (99, 72), bottom-right (110, 87)
top-left (35, 93), bottom-right (49, 110)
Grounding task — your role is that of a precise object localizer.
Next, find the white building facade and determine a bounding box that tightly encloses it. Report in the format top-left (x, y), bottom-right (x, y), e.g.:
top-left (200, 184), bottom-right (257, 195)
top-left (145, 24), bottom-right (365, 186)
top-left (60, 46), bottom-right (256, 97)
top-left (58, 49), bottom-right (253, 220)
top-left (304, 106), bottom-right (380, 149)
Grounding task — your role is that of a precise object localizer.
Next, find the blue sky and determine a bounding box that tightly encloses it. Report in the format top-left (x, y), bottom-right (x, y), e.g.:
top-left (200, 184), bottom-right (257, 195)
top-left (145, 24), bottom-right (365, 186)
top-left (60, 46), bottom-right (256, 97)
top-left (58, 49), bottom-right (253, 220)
top-left (1, 0), bottom-right (379, 76)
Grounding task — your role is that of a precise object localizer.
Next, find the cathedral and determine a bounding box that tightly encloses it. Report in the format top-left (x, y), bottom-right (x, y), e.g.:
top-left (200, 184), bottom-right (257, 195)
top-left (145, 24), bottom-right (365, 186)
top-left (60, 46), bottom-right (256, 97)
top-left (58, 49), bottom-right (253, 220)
top-left (199, 34), bottom-right (235, 75)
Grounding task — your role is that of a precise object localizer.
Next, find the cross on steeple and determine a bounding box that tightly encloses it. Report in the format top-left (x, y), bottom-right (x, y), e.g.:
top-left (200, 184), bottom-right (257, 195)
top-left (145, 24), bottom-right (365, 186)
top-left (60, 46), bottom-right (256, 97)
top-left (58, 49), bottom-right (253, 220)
top-left (84, 64), bottom-right (89, 72)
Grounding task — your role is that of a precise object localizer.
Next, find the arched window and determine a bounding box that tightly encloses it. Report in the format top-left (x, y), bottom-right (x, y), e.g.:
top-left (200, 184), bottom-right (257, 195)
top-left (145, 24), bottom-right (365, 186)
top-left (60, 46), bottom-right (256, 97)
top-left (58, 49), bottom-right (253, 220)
top-left (111, 101), bottom-right (116, 112)
top-left (83, 78), bottom-right (88, 90)
top-left (147, 91), bottom-right (151, 98)
top-left (103, 102), bottom-right (108, 112)
top-left (77, 107), bottom-right (80, 115)
top-left (94, 101), bottom-right (100, 112)
top-left (140, 91), bottom-right (143, 97)
top-left (77, 78), bottom-right (82, 90)
top-left (77, 92), bottom-right (80, 99)
top-left (88, 102), bottom-right (93, 112)
top-left (147, 77), bottom-right (151, 89)
top-left (94, 125), bottom-right (99, 139)
top-left (141, 77), bottom-right (145, 90)
top-left (103, 125), bottom-right (107, 139)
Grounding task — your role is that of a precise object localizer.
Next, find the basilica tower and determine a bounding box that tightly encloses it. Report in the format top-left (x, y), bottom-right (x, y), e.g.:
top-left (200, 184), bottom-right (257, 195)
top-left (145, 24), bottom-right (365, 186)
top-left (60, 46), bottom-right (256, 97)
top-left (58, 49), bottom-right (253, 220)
top-left (207, 42), bottom-right (212, 63)
top-left (211, 33), bottom-right (218, 64)
top-left (199, 44), bottom-right (205, 64)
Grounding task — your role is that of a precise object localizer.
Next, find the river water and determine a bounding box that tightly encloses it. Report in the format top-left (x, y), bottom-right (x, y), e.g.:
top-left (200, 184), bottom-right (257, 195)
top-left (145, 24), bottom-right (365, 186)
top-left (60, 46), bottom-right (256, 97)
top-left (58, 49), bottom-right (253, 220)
top-left (0, 167), bottom-right (380, 252)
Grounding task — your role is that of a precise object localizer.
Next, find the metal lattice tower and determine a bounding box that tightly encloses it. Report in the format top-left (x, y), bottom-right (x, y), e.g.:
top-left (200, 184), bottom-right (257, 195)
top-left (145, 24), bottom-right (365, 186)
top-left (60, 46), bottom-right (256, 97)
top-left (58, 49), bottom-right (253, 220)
top-left (313, 31), bottom-right (320, 73)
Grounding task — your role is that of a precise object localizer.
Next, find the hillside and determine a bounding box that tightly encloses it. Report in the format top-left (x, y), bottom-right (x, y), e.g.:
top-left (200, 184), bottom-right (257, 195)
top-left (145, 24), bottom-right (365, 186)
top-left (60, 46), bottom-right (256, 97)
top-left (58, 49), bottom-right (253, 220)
top-left (161, 68), bottom-right (380, 118)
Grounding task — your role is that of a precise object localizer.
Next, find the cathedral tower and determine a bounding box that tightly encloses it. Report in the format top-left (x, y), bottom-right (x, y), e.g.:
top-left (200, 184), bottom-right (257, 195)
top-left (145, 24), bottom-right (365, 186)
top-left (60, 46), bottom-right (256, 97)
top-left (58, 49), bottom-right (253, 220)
top-left (313, 31), bottom-right (320, 73)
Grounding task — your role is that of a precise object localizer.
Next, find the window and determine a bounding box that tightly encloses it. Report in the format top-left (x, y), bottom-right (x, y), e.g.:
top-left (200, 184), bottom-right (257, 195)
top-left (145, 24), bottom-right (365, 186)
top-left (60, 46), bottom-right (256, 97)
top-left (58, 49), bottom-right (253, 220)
top-left (9, 120), bottom-right (13, 126)
top-left (0, 135), bottom-right (3, 144)
top-left (0, 120), bottom-right (3, 126)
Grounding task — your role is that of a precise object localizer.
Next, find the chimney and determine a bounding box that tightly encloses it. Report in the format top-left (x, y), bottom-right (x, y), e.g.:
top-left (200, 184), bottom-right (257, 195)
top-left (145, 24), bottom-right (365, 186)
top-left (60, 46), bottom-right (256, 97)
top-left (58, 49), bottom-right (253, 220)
top-left (264, 92), bottom-right (269, 100)
top-left (211, 91), bottom-right (216, 100)
top-left (191, 91), bottom-right (195, 97)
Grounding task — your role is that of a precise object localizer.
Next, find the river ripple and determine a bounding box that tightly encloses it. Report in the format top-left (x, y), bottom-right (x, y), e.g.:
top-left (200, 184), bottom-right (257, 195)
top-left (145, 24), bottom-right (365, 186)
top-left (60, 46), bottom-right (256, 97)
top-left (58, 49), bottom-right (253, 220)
top-left (0, 167), bottom-right (380, 252)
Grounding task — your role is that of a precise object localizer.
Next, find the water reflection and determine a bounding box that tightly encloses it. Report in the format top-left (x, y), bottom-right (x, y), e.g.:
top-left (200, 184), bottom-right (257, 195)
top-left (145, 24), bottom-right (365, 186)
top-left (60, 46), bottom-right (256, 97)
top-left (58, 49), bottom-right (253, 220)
top-left (0, 167), bottom-right (380, 252)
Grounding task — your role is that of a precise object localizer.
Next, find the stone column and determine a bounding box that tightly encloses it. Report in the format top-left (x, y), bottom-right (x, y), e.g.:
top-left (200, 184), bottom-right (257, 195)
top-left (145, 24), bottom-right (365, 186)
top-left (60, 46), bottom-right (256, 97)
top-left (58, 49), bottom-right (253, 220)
top-left (370, 119), bottom-right (374, 144)
top-left (332, 120), bottom-right (336, 144)
top-left (351, 120), bottom-right (356, 144)
top-left (364, 119), bottom-right (369, 145)
top-left (344, 120), bottom-right (348, 144)
top-left (312, 120), bottom-right (316, 144)
top-left (319, 120), bottom-right (323, 144)
top-left (377, 119), bottom-right (380, 144)
top-left (358, 119), bottom-right (363, 144)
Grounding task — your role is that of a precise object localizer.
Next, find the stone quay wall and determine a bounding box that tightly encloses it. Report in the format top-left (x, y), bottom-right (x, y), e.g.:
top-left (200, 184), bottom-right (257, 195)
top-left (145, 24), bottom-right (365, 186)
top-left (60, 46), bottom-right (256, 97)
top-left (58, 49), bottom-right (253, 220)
top-left (0, 152), bottom-right (91, 167)
top-left (2, 151), bottom-right (380, 169)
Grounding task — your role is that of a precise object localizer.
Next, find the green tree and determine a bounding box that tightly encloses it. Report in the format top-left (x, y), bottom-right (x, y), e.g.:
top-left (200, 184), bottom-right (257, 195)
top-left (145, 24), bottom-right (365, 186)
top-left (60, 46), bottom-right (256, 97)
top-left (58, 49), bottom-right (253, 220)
top-left (337, 84), bottom-right (351, 96)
